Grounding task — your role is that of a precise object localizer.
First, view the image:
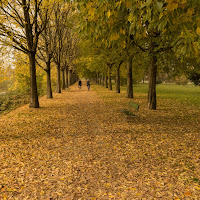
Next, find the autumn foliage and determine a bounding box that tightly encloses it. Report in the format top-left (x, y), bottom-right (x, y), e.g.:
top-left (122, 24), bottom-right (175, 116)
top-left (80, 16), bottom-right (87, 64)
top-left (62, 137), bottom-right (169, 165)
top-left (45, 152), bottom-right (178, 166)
top-left (0, 1), bottom-right (200, 198)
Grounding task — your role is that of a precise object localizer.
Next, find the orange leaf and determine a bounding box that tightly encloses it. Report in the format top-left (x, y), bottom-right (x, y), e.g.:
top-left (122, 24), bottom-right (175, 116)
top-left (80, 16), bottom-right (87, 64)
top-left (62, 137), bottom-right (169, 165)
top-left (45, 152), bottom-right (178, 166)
top-left (184, 191), bottom-right (192, 196)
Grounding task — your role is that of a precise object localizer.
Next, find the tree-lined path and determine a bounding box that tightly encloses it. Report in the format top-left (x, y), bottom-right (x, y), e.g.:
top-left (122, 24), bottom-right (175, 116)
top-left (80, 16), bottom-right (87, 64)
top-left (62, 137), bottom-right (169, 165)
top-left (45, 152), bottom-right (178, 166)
top-left (0, 82), bottom-right (200, 199)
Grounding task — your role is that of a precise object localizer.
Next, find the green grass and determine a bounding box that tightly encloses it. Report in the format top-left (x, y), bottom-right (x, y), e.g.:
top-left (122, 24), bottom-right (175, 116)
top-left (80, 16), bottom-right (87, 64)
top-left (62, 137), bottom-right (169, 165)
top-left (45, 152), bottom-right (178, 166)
top-left (93, 83), bottom-right (200, 107)
top-left (133, 84), bottom-right (200, 106)
top-left (156, 84), bottom-right (199, 107)
top-left (134, 84), bottom-right (200, 107)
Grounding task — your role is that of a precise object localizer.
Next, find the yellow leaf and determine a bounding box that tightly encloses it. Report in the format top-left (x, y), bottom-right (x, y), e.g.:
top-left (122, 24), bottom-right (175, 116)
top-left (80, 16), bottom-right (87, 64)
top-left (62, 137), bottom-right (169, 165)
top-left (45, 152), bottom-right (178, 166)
top-left (121, 40), bottom-right (126, 49)
top-left (196, 27), bottom-right (200, 35)
top-left (126, 0), bottom-right (132, 8)
top-left (129, 187), bottom-right (137, 190)
top-left (128, 13), bottom-right (133, 22)
top-left (89, 8), bottom-right (95, 18)
top-left (105, 183), bottom-right (111, 187)
top-left (159, 13), bottom-right (163, 20)
top-left (167, 0), bottom-right (178, 11)
top-left (107, 10), bottom-right (111, 18)
top-left (194, 186), bottom-right (200, 190)
top-left (120, 28), bottom-right (126, 35)
top-left (184, 191), bottom-right (192, 196)
top-left (187, 8), bottom-right (194, 16)
top-left (110, 33), bottom-right (120, 41)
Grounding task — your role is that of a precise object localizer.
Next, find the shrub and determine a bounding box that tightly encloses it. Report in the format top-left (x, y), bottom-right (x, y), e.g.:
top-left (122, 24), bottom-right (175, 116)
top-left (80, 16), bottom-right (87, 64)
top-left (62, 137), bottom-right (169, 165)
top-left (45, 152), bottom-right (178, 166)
top-left (175, 75), bottom-right (188, 85)
top-left (187, 72), bottom-right (200, 86)
top-left (0, 92), bottom-right (29, 114)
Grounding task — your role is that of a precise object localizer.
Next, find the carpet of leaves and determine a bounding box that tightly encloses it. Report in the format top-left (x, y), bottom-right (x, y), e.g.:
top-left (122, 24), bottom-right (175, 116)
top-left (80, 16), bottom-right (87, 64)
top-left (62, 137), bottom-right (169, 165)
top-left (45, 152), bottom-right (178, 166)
top-left (0, 83), bottom-right (200, 199)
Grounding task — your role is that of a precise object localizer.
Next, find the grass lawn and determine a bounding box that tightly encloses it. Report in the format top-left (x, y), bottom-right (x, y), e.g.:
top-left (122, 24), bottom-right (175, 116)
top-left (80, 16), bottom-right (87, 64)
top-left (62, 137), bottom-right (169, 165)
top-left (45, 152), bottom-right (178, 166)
top-left (103, 83), bottom-right (200, 108)
top-left (156, 84), bottom-right (200, 107)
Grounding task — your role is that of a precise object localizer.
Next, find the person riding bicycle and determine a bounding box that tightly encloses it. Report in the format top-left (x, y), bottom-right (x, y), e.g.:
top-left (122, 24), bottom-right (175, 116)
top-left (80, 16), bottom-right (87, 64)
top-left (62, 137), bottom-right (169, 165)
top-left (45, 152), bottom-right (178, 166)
top-left (87, 79), bottom-right (90, 91)
top-left (78, 79), bottom-right (82, 89)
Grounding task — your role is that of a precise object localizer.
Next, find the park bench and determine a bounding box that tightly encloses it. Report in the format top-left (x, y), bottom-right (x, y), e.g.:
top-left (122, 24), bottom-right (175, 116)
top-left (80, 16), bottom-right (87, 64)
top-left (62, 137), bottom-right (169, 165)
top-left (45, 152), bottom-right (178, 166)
top-left (121, 101), bottom-right (140, 116)
top-left (129, 101), bottom-right (140, 112)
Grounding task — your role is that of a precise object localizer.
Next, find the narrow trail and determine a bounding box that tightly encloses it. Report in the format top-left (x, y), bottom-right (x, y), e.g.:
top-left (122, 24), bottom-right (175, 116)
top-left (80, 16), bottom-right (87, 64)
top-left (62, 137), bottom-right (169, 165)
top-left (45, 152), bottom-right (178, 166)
top-left (0, 82), bottom-right (132, 199)
top-left (0, 82), bottom-right (200, 199)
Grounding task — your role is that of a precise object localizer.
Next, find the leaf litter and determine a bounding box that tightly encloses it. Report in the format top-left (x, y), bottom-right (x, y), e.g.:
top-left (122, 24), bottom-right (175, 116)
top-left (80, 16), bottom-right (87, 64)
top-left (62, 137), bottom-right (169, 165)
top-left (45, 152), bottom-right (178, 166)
top-left (0, 83), bottom-right (200, 199)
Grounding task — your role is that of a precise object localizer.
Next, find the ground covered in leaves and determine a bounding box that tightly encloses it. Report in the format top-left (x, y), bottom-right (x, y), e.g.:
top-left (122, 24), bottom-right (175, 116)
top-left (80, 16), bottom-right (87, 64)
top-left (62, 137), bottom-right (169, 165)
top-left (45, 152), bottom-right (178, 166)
top-left (0, 82), bottom-right (200, 199)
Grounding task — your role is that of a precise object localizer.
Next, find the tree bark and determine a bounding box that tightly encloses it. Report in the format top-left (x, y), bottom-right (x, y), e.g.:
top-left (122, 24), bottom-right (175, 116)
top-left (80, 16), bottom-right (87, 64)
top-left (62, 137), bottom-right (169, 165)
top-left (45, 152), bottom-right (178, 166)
top-left (97, 72), bottom-right (99, 85)
top-left (96, 73), bottom-right (98, 84)
top-left (126, 55), bottom-right (133, 98)
top-left (108, 64), bottom-right (112, 90)
top-left (71, 73), bottom-right (75, 85)
top-left (105, 73), bottom-right (108, 88)
top-left (22, 1), bottom-right (40, 108)
top-left (65, 67), bottom-right (69, 88)
top-left (148, 54), bottom-right (157, 110)
top-left (68, 70), bottom-right (72, 86)
top-left (116, 65), bottom-right (120, 93)
top-left (29, 51), bottom-right (39, 108)
top-left (56, 63), bottom-right (61, 93)
top-left (62, 69), bottom-right (65, 90)
top-left (46, 59), bottom-right (53, 98)
top-left (100, 75), bottom-right (102, 85)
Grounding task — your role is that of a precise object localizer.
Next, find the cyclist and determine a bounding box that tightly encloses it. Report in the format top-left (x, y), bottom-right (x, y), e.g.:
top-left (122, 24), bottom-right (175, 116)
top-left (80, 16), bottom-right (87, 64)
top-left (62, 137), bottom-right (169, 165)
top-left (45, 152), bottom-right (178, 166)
top-left (78, 79), bottom-right (82, 89)
top-left (87, 79), bottom-right (90, 91)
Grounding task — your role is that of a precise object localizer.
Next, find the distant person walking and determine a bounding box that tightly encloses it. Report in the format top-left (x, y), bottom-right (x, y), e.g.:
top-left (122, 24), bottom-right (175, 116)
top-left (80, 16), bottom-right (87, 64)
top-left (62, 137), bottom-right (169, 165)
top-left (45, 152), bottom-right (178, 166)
top-left (87, 79), bottom-right (90, 91)
top-left (78, 79), bottom-right (82, 89)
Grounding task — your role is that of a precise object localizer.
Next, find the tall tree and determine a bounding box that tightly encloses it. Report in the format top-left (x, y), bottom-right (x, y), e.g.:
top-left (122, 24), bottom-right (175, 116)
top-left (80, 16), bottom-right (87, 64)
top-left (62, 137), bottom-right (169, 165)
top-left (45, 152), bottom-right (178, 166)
top-left (37, 3), bottom-right (58, 98)
top-left (0, 0), bottom-right (48, 108)
top-left (53, 2), bottom-right (72, 93)
top-left (131, 0), bottom-right (200, 109)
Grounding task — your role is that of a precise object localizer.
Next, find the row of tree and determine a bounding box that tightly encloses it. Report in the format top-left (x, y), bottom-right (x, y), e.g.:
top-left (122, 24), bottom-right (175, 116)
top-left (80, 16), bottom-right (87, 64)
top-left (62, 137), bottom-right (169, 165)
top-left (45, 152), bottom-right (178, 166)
top-left (0, 0), bottom-right (78, 108)
top-left (75, 0), bottom-right (200, 109)
top-left (1, 0), bottom-right (200, 110)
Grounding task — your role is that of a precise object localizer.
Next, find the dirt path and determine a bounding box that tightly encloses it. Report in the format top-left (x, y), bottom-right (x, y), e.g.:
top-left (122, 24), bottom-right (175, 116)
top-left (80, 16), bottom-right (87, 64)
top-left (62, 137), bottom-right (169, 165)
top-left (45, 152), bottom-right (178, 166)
top-left (0, 82), bottom-right (200, 199)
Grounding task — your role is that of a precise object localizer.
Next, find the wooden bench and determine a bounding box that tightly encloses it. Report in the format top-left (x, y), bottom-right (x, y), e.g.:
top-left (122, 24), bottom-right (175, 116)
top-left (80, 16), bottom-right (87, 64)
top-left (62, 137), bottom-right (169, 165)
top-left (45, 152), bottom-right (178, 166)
top-left (121, 101), bottom-right (139, 116)
top-left (129, 101), bottom-right (140, 112)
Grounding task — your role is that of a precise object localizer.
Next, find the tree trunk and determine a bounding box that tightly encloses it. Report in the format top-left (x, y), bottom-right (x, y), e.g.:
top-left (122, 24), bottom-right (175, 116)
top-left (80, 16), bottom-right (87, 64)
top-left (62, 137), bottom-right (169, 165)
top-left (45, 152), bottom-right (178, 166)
top-left (22, 2), bottom-right (39, 108)
top-left (116, 65), bottom-right (120, 93)
top-left (56, 63), bottom-right (61, 93)
top-left (68, 70), bottom-right (72, 86)
top-left (148, 54), bottom-right (157, 110)
top-left (97, 72), bottom-right (100, 85)
top-left (62, 69), bottom-right (65, 90)
top-left (102, 74), bottom-right (105, 87)
top-left (127, 55), bottom-right (133, 98)
top-left (29, 52), bottom-right (39, 108)
top-left (108, 65), bottom-right (112, 90)
top-left (105, 73), bottom-right (108, 88)
top-left (71, 73), bottom-right (75, 85)
top-left (96, 73), bottom-right (98, 84)
top-left (100, 76), bottom-right (102, 85)
top-left (65, 67), bottom-right (69, 88)
top-left (102, 74), bottom-right (104, 86)
top-left (46, 59), bottom-right (53, 98)
top-left (72, 72), bottom-right (75, 85)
